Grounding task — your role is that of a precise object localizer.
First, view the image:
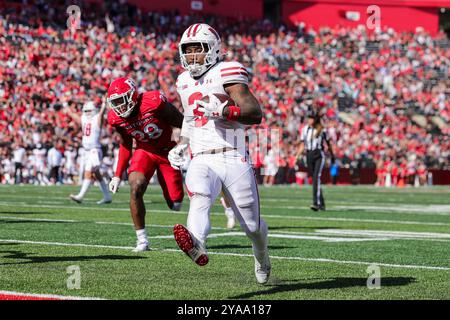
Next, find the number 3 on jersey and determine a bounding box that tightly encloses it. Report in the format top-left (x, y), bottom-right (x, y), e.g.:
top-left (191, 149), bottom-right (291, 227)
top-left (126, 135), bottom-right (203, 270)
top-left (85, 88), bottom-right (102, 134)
top-left (189, 92), bottom-right (208, 127)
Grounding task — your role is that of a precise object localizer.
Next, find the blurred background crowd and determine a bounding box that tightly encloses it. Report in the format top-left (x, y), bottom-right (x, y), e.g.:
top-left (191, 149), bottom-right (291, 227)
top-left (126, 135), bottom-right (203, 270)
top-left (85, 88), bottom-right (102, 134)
top-left (0, 0), bottom-right (448, 186)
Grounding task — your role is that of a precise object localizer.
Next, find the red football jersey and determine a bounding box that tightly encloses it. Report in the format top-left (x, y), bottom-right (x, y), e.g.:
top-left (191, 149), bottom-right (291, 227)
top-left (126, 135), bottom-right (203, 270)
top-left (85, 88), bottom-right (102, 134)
top-left (108, 91), bottom-right (176, 154)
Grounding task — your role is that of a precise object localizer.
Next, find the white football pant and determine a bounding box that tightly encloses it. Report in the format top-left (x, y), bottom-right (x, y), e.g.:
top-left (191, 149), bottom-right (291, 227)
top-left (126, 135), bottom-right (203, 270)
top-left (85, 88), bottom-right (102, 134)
top-left (185, 151), bottom-right (268, 263)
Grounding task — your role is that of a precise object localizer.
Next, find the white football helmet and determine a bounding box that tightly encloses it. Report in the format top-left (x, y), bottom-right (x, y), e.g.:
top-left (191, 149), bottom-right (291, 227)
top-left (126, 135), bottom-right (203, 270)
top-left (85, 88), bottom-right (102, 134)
top-left (82, 101), bottom-right (97, 118)
top-left (179, 23), bottom-right (222, 78)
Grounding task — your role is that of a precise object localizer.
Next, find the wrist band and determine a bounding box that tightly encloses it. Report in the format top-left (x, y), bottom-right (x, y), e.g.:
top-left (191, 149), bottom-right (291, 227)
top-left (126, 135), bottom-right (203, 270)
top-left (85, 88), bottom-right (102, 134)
top-left (226, 106), bottom-right (241, 121)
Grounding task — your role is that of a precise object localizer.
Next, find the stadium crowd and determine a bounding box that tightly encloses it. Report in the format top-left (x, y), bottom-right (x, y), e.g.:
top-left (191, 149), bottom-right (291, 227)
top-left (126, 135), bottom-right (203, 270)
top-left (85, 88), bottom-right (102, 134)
top-left (0, 1), bottom-right (448, 186)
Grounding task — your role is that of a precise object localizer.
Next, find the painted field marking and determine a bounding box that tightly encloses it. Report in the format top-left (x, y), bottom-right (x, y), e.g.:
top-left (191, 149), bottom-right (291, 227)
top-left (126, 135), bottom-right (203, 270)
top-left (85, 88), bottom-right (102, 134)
top-left (0, 290), bottom-right (103, 300)
top-left (0, 238), bottom-right (449, 271)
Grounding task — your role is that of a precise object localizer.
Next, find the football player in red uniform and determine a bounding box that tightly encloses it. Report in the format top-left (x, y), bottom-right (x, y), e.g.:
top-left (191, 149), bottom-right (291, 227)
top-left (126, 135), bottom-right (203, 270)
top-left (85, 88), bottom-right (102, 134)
top-left (107, 77), bottom-right (184, 252)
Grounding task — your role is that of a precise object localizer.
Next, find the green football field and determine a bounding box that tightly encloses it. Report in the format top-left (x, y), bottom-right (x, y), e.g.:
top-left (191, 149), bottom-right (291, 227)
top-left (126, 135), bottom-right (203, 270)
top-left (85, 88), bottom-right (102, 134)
top-left (0, 184), bottom-right (449, 300)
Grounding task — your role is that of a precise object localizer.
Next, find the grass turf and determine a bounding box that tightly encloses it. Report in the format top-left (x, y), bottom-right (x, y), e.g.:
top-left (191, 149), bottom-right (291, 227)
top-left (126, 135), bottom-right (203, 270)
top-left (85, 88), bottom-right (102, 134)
top-left (0, 184), bottom-right (449, 300)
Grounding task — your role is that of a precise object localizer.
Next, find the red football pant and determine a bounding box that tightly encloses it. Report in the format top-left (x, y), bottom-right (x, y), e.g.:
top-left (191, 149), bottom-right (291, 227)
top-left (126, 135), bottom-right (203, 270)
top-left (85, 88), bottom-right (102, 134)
top-left (128, 149), bottom-right (184, 206)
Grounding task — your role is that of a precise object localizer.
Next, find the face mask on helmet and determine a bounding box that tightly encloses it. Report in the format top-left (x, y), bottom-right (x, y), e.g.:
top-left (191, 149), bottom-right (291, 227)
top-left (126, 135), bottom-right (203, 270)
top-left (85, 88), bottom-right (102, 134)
top-left (180, 42), bottom-right (215, 77)
top-left (107, 81), bottom-right (137, 118)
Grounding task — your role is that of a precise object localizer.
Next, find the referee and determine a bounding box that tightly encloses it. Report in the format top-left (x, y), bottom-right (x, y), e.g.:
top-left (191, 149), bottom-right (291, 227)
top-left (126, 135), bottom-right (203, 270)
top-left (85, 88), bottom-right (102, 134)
top-left (296, 110), bottom-right (335, 211)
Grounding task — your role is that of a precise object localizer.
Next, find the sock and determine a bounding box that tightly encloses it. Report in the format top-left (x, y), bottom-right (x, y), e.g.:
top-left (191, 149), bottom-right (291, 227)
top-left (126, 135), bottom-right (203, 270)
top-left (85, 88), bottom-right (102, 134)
top-left (136, 229), bottom-right (148, 244)
top-left (224, 207), bottom-right (235, 220)
top-left (98, 178), bottom-right (110, 199)
top-left (77, 179), bottom-right (91, 198)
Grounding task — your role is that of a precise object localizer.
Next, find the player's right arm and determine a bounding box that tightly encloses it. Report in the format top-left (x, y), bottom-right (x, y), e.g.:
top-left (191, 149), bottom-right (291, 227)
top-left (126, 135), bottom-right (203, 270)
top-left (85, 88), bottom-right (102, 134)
top-left (65, 106), bottom-right (81, 124)
top-left (97, 97), bottom-right (108, 128)
top-left (109, 128), bottom-right (133, 193)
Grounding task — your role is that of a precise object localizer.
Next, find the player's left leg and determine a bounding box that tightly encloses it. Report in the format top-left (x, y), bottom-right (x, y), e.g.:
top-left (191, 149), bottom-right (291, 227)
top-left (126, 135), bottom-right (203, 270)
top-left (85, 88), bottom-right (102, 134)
top-left (222, 162), bottom-right (271, 284)
top-left (127, 149), bottom-right (157, 252)
top-left (70, 168), bottom-right (93, 203)
top-left (173, 156), bottom-right (222, 266)
top-left (93, 168), bottom-right (112, 204)
top-left (155, 156), bottom-right (184, 211)
top-left (70, 150), bottom-right (95, 203)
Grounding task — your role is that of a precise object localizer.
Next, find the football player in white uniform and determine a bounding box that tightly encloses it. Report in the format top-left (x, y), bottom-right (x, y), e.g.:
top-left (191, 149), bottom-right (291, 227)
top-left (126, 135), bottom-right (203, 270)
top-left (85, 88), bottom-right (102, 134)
top-left (169, 23), bottom-right (271, 284)
top-left (68, 100), bottom-right (112, 204)
top-left (32, 143), bottom-right (48, 185)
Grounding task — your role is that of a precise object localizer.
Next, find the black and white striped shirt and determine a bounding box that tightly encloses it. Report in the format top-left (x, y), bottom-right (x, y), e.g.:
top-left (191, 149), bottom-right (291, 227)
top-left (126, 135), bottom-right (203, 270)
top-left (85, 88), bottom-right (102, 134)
top-left (301, 125), bottom-right (329, 151)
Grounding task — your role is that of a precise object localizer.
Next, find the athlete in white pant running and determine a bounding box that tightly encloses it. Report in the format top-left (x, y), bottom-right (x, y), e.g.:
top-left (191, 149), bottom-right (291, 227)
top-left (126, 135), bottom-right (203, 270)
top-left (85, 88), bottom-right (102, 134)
top-left (169, 23), bottom-right (271, 284)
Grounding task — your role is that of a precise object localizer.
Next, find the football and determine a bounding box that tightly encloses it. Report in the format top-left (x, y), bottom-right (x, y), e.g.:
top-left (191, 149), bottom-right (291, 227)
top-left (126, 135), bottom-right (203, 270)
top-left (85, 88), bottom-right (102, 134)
top-left (199, 93), bottom-right (235, 108)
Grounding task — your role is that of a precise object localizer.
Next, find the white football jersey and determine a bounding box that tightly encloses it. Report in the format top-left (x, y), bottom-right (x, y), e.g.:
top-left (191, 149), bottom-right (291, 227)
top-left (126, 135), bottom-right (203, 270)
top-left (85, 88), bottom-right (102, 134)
top-left (64, 150), bottom-right (76, 169)
top-left (33, 148), bottom-right (46, 165)
top-left (81, 114), bottom-right (102, 150)
top-left (176, 61), bottom-right (249, 156)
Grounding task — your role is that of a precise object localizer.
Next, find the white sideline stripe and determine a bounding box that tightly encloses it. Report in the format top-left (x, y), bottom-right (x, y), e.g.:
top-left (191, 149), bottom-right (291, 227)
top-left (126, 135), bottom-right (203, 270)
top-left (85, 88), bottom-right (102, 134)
top-left (0, 290), bottom-right (104, 300)
top-left (262, 215), bottom-right (450, 227)
top-left (208, 231), bottom-right (389, 242)
top-left (0, 239), bottom-right (449, 271)
top-left (317, 229), bottom-right (450, 239)
top-left (3, 198), bottom-right (450, 216)
top-left (334, 205), bottom-right (450, 215)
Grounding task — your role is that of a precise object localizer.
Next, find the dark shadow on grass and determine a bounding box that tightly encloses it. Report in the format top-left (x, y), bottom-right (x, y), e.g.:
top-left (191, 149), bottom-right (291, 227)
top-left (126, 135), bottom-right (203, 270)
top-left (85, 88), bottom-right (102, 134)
top-left (229, 277), bottom-right (416, 299)
top-left (0, 250), bottom-right (145, 265)
top-left (208, 244), bottom-right (295, 250)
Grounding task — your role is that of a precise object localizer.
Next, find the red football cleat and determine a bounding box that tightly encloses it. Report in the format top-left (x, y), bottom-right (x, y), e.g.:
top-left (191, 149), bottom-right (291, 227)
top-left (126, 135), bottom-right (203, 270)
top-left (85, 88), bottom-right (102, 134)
top-left (173, 224), bottom-right (209, 266)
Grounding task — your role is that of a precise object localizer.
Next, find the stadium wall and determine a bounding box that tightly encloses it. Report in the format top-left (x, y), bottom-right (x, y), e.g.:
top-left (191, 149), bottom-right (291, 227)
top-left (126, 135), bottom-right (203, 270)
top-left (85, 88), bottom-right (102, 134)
top-left (122, 0), bottom-right (264, 19)
top-left (282, 0), bottom-right (445, 35)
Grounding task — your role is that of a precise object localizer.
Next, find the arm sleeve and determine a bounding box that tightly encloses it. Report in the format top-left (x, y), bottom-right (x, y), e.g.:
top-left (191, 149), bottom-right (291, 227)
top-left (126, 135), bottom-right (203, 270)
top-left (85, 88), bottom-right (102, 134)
top-left (114, 131), bottom-right (133, 178)
top-left (220, 62), bottom-right (249, 86)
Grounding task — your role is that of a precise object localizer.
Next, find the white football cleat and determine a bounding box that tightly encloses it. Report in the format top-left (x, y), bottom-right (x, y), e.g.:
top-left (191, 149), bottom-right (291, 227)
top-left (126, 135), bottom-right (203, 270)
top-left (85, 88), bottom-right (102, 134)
top-left (254, 254), bottom-right (271, 284)
top-left (132, 242), bottom-right (149, 252)
top-left (69, 194), bottom-right (82, 203)
top-left (173, 224), bottom-right (209, 266)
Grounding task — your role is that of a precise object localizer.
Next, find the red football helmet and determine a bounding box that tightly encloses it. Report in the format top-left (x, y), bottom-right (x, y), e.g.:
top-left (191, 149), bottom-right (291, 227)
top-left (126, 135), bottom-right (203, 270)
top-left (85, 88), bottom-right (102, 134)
top-left (107, 77), bottom-right (138, 118)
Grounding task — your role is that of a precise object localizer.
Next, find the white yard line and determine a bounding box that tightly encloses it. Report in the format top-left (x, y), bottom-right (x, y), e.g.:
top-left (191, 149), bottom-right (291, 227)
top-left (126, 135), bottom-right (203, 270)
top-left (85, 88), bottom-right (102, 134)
top-left (0, 238), bottom-right (449, 271)
top-left (2, 198), bottom-right (450, 215)
top-left (2, 215), bottom-right (450, 243)
top-left (333, 205), bottom-right (450, 215)
top-left (2, 201), bottom-right (450, 227)
top-left (316, 229), bottom-right (450, 239)
top-left (0, 216), bottom-right (230, 231)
